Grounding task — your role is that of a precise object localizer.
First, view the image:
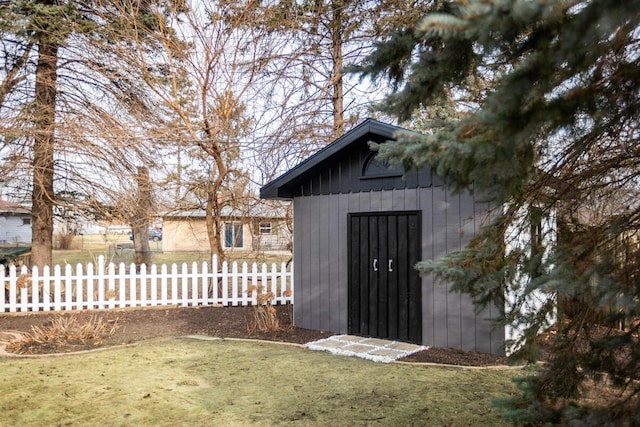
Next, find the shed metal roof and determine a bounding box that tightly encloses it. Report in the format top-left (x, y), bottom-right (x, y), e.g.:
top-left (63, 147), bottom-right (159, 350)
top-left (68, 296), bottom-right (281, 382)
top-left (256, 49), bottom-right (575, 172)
top-left (260, 118), bottom-right (403, 200)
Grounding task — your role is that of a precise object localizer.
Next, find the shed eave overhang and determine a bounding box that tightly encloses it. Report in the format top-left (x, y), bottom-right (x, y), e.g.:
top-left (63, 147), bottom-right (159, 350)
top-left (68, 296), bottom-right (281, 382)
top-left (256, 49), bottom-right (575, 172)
top-left (260, 118), bottom-right (402, 200)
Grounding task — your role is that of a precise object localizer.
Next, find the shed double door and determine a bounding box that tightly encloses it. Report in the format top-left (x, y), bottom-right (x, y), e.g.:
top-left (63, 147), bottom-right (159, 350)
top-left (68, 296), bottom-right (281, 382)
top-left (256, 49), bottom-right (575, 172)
top-left (348, 212), bottom-right (422, 344)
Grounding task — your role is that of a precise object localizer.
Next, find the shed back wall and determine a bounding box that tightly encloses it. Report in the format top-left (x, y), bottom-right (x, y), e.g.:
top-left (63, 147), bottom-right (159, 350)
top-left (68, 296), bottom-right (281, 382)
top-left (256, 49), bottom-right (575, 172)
top-left (293, 187), bottom-right (504, 355)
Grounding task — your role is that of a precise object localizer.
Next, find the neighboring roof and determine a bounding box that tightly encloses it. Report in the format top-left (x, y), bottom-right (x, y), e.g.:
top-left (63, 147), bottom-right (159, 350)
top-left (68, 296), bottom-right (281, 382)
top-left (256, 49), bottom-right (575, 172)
top-left (162, 202), bottom-right (289, 219)
top-left (0, 200), bottom-right (30, 215)
top-left (260, 118), bottom-right (405, 199)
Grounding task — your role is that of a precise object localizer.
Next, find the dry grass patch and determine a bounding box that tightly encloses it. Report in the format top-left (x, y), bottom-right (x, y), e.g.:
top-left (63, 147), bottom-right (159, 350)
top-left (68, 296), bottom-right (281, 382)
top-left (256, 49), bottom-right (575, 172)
top-left (0, 339), bottom-right (517, 426)
top-left (6, 314), bottom-right (119, 354)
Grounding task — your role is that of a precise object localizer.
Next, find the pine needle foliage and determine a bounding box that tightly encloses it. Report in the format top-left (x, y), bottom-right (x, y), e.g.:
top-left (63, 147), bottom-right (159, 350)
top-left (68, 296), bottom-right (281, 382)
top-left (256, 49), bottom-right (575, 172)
top-left (354, 0), bottom-right (640, 425)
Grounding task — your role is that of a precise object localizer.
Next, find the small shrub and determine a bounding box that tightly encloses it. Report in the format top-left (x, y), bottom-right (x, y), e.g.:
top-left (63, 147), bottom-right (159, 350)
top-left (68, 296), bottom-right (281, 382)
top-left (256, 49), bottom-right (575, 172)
top-left (54, 233), bottom-right (76, 250)
top-left (247, 286), bottom-right (288, 333)
top-left (7, 315), bottom-right (120, 354)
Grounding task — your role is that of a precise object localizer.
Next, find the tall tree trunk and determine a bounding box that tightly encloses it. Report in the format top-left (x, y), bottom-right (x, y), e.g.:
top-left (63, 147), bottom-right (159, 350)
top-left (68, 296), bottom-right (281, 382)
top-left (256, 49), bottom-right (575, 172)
top-left (132, 167), bottom-right (152, 268)
top-left (31, 41), bottom-right (59, 269)
top-left (205, 188), bottom-right (225, 262)
top-left (330, 0), bottom-right (344, 138)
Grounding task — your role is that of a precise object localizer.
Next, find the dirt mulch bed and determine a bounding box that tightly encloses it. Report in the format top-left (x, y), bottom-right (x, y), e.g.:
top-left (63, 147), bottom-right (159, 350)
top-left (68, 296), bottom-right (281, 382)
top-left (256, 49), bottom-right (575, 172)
top-left (0, 305), bottom-right (507, 366)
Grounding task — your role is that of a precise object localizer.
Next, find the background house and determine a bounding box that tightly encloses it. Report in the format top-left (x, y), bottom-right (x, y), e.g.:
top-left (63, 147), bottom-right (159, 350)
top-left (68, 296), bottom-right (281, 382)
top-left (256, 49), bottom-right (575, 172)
top-left (162, 202), bottom-right (291, 254)
top-left (0, 200), bottom-right (31, 244)
top-left (261, 119), bottom-right (505, 355)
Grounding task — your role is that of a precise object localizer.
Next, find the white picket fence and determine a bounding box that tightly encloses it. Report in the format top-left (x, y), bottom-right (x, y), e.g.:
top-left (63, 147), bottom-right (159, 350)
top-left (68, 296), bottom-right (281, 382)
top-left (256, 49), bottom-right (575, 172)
top-left (1, 255), bottom-right (293, 313)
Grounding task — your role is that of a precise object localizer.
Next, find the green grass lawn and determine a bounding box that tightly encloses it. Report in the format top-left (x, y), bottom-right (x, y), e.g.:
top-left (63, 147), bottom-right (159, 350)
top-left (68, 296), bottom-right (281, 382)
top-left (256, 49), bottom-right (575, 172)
top-left (52, 234), bottom-right (290, 267)
top-left (0, 338), bottom-right (518, 426)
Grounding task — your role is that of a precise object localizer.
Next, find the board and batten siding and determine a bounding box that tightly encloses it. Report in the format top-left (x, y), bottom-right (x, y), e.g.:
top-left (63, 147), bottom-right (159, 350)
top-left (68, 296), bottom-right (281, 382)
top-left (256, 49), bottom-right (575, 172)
top-left (293, 187), bottom-right (504, 355)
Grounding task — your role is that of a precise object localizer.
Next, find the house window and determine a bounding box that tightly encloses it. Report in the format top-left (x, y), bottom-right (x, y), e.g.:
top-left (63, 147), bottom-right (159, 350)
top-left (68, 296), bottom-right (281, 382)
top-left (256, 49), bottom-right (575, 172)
top-left (259, 222), bottom-right (272, 235)
top-left (22, 217), bottom-right (30, 225)
top-left (224, 223), bottom-right (243, 248)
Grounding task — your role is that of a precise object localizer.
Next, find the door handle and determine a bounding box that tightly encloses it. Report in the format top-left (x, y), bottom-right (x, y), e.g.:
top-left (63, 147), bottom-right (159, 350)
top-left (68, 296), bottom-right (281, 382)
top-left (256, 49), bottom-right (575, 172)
top-left (373, 258), bottom-right (378, 272)
top-left (388, 259), bottom-right (393, 272)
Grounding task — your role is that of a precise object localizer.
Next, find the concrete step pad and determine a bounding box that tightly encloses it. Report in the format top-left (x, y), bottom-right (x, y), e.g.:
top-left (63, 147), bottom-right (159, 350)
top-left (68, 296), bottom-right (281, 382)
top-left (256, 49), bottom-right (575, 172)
top-left (306, 335), bottom-right (427, 363)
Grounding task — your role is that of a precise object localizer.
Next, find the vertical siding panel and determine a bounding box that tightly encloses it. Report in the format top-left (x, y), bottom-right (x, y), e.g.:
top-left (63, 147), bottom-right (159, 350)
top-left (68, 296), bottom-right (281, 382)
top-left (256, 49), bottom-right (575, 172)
top-left (459, 194), bottom-right (479, 351)
top-left (293, 198), bottom-right (304, 328)
top-left (445, 193), bottom-right (463, 349)
top-left (474, 199), bottom-right (505, 354)
top-left (326, 194), bottom-right (341, 332)
top-left (369, 189), bottom-right (382, 211)
top-left (380, 189), bottom-right (394, 211)
top-left (360, 191), bottom-right (371, 212)
top-left (309, 196), bottom-right (322, 329)
top-left (294, 197), bottom-right (312, 330)
top-left (317, 195), bottom-right (331, 329)
top-left (431, 187), bottom-right (449, 348)
top-left (419, 187), bottom-right (435, 347)
top-left (337, 193), bottom-right (350, 333)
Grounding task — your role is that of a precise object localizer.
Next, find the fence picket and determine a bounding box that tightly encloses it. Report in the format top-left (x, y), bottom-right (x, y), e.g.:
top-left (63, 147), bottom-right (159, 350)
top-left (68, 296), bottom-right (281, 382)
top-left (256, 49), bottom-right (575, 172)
top-left (190, 262), bottom-right (198, 307)
top-left (31, 266), bottom-right (40, 311)
top-left (97, 257), bottom-right (105, 309)
top-left (231, 262), bottom-right (239, 307)
top-left (150, 264), bottom-right (158, 307)
top-left (200, 262), bottom-right (208, 306)
top-left (87, 263), bottom-right (95, 310)
top-left (0, 267), bottom-right (5, 309)
top-left (241, 262), bottom-right (249, 306)
top-left (75, 264), bottom-right (84, 310)
top-left (221, 261), bottom-right (229, 306)
top-left (107, 262), bottom-right (116, 309)
top-left (64, 264), bottom-right (73, 311)
top-left (160, 264), bottom-right (168, 305)
top-left (1, 255), bottom-right (292, 313)
top-left (250, 263), bottom-right (258, 305)
top-left (54, 265), bottom-right (62, 311)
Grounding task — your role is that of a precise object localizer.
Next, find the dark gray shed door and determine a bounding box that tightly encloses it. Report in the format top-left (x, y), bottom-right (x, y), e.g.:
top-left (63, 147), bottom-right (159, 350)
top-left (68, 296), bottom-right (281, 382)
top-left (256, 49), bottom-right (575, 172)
top-left (348, 212), bottom-right (422, 344)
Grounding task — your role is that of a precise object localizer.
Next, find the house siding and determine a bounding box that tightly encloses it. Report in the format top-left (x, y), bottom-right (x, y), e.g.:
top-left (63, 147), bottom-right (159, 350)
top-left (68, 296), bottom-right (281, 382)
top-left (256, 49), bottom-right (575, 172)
top-left (0, 215), bottom-right (31, 244)
top-left (163, 217), bottom-right (290, 253)
top-left (293, 187), bottom-right (504, 354)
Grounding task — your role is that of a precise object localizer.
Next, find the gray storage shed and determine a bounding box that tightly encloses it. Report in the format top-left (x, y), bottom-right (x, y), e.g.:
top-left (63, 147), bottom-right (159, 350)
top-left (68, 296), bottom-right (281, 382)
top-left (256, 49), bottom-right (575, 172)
top-left (261, 119), bottom-right (504, 355)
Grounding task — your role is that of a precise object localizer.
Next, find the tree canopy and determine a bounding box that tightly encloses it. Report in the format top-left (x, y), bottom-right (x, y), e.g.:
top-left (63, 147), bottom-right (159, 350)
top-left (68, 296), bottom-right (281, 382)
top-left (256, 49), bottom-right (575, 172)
top-left (354, 0), bottom-right (640, 424)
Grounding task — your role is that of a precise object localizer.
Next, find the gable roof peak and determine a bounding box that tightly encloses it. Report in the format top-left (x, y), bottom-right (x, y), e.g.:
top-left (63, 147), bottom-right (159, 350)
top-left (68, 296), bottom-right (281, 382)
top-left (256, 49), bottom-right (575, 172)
top-left (261, 118), bottom-right (405, 199)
